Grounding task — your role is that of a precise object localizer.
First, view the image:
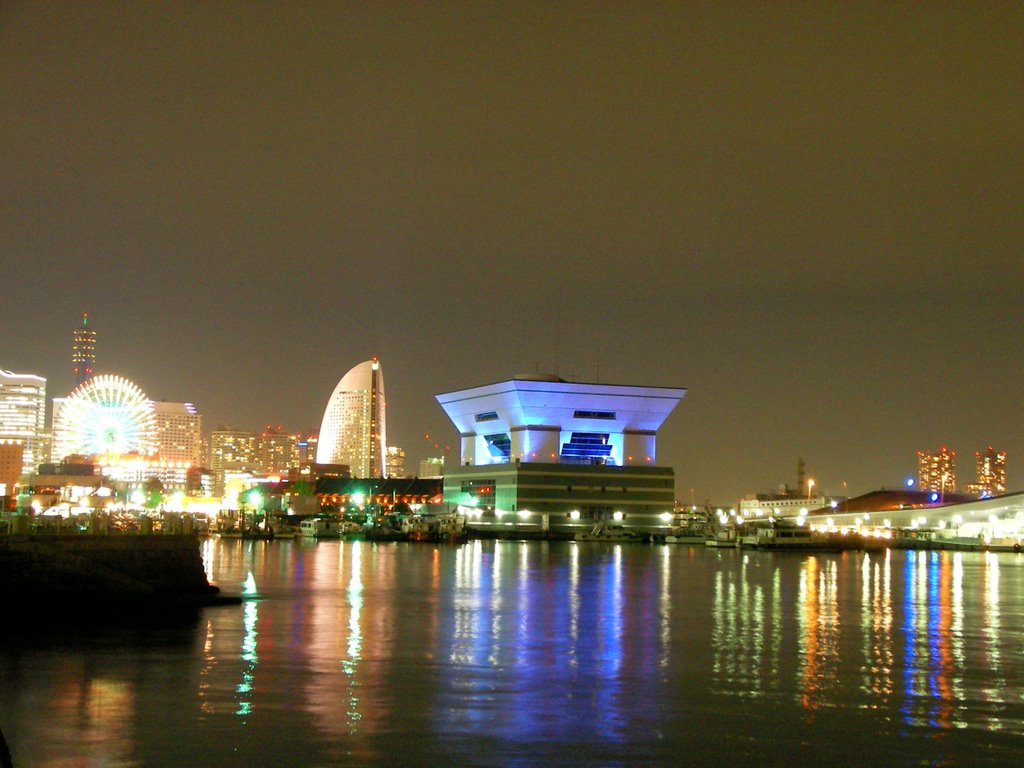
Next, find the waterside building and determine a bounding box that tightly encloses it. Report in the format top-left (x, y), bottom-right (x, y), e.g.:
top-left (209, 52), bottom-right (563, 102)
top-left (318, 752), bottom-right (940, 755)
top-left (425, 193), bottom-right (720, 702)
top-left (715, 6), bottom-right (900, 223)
top-left (435, 374), bottom-right (685, 534)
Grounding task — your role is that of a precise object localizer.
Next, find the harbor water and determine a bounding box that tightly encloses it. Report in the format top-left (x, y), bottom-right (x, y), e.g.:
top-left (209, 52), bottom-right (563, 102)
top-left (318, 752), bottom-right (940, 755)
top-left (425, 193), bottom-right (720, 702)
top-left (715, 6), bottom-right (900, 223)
top-left (2, 538), bottom-right (1024, 767)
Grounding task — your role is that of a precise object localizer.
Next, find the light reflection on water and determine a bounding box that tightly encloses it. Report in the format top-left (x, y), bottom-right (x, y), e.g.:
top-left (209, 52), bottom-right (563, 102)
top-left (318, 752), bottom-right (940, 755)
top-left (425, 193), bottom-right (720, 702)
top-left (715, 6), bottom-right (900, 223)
top-left (3, 541), bottom-right (1024, 766)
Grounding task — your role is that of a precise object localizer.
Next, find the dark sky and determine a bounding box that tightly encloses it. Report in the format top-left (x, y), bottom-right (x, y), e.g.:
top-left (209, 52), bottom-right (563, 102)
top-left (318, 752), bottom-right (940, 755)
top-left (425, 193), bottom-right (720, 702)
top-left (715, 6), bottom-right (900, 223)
top-left (2, 2), bottom-right (1021, 503)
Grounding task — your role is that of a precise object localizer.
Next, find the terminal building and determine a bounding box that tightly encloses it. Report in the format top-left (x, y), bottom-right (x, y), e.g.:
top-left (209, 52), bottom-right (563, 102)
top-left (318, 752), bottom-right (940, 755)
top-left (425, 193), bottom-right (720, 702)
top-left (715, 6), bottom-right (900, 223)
top-left (435, 374), bottom-right (685, 534)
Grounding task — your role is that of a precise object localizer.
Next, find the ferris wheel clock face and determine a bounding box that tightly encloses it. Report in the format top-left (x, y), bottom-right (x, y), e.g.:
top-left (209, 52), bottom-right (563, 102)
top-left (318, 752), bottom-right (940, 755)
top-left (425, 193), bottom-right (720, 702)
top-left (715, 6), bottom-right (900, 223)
top-left (58, 375), bottom-right (157, 456)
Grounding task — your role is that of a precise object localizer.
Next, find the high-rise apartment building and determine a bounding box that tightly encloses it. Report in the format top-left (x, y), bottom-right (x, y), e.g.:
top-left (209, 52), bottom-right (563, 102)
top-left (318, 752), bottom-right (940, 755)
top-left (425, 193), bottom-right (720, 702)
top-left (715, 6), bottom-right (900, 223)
top-left (386, 446), bottom-right (406, 478)
top-left (71, 312), bottom-right (96, 390)
top-left (0, 369), bottom-right (48, 475)
top-left (297, 434), bottom-right (317, 465)
top-left (917, 447), bottom-right (957, 493)
top-left (258, 427), bottom-right (299, 474)
top-left (316, 358), bottom-right (386, 478)
top-left (209, 427), bottom-right (260, 495)
top-left (964, 447), bottom-right (1006, 497)
top-left (152, 401), bottom-right (203, 466)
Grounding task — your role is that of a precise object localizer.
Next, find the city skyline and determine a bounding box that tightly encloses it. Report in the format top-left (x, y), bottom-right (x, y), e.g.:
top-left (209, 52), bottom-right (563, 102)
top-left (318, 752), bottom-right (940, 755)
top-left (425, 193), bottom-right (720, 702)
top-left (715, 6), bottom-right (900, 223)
top-left (4, 330), bottom-right (1014, 503)
top-left (2, 3), bottom-right (1021, 502)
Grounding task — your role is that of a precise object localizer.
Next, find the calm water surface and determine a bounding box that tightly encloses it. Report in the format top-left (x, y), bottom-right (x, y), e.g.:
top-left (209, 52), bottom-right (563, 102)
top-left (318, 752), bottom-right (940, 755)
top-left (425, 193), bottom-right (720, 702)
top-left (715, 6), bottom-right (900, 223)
top-left (3, 539), bottom-right (1024, 767)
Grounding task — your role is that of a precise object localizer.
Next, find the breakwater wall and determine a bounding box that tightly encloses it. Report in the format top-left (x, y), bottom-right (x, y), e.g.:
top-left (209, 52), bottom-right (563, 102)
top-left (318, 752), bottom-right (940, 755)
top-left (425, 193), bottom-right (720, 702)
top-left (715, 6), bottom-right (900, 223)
top-left (0, 535), bottom-right (234, 612)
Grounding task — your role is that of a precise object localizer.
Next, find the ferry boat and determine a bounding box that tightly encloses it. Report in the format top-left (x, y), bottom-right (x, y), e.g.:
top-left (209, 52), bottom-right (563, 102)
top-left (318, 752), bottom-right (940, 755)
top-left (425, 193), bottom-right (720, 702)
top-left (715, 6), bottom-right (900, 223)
top-left (739, 524), bottom-right (838, 551)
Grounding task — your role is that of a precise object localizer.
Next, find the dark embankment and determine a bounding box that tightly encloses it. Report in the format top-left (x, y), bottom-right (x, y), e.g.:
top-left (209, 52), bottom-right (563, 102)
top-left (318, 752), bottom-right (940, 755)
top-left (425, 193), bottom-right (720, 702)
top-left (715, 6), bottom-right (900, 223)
top-left (0, 535), bottom-right (240, 624)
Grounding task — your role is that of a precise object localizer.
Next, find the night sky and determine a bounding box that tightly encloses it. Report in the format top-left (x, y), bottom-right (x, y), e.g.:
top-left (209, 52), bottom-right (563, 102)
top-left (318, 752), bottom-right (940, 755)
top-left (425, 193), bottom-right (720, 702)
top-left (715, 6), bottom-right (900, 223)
top-left (2, 2), bottom-right (1021, 504)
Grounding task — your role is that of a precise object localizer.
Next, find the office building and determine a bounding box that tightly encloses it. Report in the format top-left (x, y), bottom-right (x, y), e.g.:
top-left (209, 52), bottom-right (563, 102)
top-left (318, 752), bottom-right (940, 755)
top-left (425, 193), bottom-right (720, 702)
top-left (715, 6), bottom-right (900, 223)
top-left (297, 434), bottom-right (317, 465)
top-left (436, 373), bottom-right (685, 532)
top-left (258, 427), bottom-right (300, 474)
top-left (209, 427), bottom-right (260, 495)
top-left (71, 312), bottom-right (96, 390)
top-left (917, 447), bottom-right (957, 493)
top-left (316, 358), bottom-right (386, 478)
top-left (739, 459), bottom-right (843, 517)
top-left (386, 446), bottom-right (406, 478)
top-left (418, 457), bottom-right (444, 479)
top-left (0, 439), bottom-right (23, 501)
top-left (152, 401), bottom-right (202, 466)
top-left (964, 447), bottom-right (1007, 497)
top-left (0, 369), bottom-right (48, 475)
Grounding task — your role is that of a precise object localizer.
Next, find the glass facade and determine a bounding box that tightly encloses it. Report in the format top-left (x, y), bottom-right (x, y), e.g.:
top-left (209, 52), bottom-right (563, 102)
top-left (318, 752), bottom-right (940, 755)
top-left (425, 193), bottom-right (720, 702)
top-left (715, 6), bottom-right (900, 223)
top-left (316, 358), bottom-right (386, 478)
top-left (0, 369), bottom-right (48, 475)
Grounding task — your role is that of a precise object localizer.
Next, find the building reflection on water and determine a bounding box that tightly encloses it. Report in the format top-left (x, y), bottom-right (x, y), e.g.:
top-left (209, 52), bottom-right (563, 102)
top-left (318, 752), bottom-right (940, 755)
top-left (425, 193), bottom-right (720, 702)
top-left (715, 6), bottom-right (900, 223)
top-left (707, 546), bottom-right (1020, 735)
top-left (9, 539), bottom-right (1024, 767)
top-left (202, 541), bottom-right (1024, 744)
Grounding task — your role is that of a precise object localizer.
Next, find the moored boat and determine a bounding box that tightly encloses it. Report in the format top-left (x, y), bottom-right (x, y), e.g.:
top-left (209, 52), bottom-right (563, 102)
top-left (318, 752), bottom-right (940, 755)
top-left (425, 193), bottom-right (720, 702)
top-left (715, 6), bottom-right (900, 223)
top-left (435, 513), bottom-right (469, 543)
top-left (664, 533), bottom-right (706, 544)
top-left (739, 523), bottom-right (844, 551)
top-left (704, 530), bottom-right (738, 548)
top-left (574, 523), bottom-right (640, 542)
top-left (299, 517), bottom-right (345, 539)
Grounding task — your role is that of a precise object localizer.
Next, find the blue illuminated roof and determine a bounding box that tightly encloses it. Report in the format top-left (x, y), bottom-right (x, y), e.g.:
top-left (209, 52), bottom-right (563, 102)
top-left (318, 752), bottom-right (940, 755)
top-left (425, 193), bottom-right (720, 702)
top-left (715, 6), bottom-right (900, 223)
top-left (435, 375), bottom-right (686, 437)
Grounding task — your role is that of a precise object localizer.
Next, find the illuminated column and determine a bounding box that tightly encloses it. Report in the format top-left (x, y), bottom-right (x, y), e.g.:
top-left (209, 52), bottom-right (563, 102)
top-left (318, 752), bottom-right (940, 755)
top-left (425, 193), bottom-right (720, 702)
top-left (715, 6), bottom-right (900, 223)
top-left (622, 430), bottom-right (655, 466)
top-left (460, 433), bottom-right (475, 465)
top-left (513, 426), bottom-right (559, 463)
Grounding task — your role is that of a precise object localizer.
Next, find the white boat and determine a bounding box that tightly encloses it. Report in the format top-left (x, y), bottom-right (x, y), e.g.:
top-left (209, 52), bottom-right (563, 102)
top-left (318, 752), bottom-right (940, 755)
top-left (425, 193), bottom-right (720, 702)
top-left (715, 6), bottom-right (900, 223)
top-left (741, 525), bottom-right (841, 551)
top-left (664, 534), bottom-right (706, 544)
top-left (662, 526), bottom-right (708, 544)
top-left (704, 531), bottom-right (738, 548)
top-left (299, 517), bottom-right (346, 539)
top-left (574, 523), bottom-right (640, 542)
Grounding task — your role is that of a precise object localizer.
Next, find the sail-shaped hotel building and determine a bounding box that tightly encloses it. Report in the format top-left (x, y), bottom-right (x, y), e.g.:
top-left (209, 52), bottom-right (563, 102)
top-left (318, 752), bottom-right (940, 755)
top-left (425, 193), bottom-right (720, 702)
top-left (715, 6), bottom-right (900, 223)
top-left (316, 358), bottom-right (386, 478)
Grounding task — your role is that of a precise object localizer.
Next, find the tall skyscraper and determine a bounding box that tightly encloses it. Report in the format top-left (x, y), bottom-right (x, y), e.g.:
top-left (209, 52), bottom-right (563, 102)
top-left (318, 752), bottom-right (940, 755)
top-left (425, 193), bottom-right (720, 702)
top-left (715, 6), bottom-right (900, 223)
top-left (964, 447), bottom-right (1006, 497)
top-left (0, 369), bottom-right (48, 475)
top-left (917, 446), bottom-right (957, 493)
top-left (152, 401), bottom-right (203, 466)
top-left (316, 358), bottom-right (386, 478)
top-left (71, 312), bottom-right (96, 390)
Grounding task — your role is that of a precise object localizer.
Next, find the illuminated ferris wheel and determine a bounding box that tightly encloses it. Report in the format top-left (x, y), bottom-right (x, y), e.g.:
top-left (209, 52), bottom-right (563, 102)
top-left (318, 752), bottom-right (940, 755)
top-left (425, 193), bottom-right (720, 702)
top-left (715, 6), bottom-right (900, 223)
top-left (55, 374), bottom-right (157, 457)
